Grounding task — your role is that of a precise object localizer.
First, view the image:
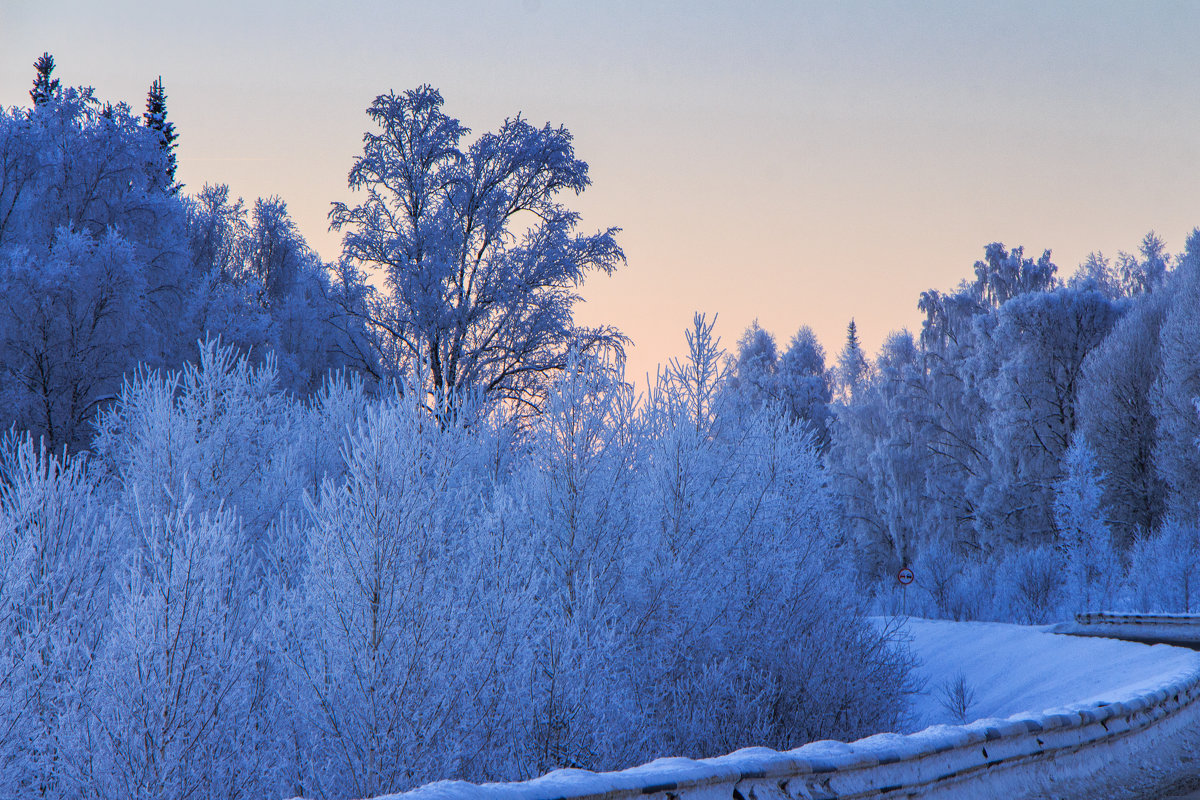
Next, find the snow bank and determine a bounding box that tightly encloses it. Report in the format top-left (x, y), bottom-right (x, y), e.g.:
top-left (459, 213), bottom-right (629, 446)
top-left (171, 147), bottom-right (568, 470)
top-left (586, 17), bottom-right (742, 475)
top-left (1052, 611), bottom-right (1200, 648)
top-left (371, 618), bottom-right (1200, 800)
top-left (897, 616), bottom-right (1200, 730)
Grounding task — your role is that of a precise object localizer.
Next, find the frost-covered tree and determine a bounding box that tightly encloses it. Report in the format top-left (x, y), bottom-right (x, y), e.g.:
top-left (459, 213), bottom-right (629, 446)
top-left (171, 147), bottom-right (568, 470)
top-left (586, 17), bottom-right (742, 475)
top-left (1115, 231), bottom-right (1170, 297)
top-left (29, 53), bottom-right (59, 107)
top-left (0, 84), bottom-right (186, 449)
top-left (971, 242), bottom-right (1057, 307)
top-left (0, 436), bottom-right (107, 797)
top-left (722, 322), bottom-right (832, 448)
top-left (978, 288), bottom-right (1122, 545)
top-left (637, 335), bottom-right (908, 754)
top-left (0, 85), bottom-right (179, 250)
top-left (0, 230), bottom-right (148, 451)
top-left (247, 196), bottom-right (307, 302)
top-left (93, 340), bottom-right (297, 554)
top-left (1069, 251), bottom-right (1120, 298)
top-left (329, 86), bottom-right (626, 413)
top-left (143, 76), bottom-right (178, 190)
top-left (179, 186), bottom-right (372, 395)
top-left (778, 326), bottom-right (832, 451)
top-left (724, 320), bottom-right (778, 412)
top-left (87, 503), bottom-right (266, 800)
top-left (279, 394), bottom-right (515, 797)
top-left (1076, 290), bottom-right (1164, 545)
top-left (510, 352), bottom-right (640, 772)
top-left (1128, 519), bottom-right (1200, 613)
top-left (1152, 230), bottom-right (1200, 524)
top-left (659, 313), bottom-right (728, 432)
top-left (1055, 433), bottom-right (1119, 611)
top-left (829, 330), bottom-right (930, 575)
top-left (835, 318), bottom-right (868, 401)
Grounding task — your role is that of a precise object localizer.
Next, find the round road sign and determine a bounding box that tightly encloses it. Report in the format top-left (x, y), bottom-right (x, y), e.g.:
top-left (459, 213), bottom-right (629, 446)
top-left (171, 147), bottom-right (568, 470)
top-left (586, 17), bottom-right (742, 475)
top-left (897, 567), bottom-right (915, 585)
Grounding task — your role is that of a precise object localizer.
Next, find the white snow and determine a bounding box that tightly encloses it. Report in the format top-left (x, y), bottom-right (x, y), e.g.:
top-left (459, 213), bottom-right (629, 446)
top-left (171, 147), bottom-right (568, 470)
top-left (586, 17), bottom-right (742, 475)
top-left (892, 616), bottom-right (1200, 732)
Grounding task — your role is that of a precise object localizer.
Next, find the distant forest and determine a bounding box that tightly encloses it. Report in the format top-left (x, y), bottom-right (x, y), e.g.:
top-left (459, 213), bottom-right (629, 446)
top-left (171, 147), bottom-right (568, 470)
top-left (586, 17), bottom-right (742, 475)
top-left (1, 54), bottom-right (1197, 800)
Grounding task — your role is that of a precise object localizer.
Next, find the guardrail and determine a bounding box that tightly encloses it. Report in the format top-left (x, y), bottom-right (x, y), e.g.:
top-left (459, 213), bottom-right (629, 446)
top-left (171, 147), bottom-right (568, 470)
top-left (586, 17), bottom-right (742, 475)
top-left (1051, 611), bottom-right (1200, 649)
top-left (382, 620), bottom-right (1200, 800)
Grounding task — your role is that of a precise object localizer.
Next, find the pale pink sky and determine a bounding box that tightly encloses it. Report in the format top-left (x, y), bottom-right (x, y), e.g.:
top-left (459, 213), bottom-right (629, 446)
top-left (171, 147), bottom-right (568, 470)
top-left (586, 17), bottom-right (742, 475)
top-left (4, 1), bottom-right (1199, 382)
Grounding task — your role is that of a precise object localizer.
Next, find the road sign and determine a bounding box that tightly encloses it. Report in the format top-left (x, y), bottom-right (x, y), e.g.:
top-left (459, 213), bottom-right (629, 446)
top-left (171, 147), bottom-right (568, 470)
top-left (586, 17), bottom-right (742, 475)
top-left (897, 567), bottom-right (915, 585)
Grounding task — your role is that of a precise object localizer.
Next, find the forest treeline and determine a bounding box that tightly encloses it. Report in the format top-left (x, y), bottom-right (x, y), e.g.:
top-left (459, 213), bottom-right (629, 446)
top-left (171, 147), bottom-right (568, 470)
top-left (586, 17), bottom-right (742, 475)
top-left (820, 234), bottom-right (1200, 620)
top-left (721, 226), bottom-right (1200, 621)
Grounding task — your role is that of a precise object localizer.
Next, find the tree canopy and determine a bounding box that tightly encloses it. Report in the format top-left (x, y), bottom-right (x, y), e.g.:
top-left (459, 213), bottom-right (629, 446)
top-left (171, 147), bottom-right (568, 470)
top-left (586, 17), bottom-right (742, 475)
top-left (330, 86), bottom-right (626, 415)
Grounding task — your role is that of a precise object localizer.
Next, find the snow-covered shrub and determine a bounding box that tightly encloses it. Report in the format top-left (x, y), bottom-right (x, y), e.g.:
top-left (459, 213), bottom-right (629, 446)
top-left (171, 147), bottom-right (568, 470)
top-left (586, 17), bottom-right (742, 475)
top-left (93, 339), bottom-right (297, 544)
top-left (86, 503), bottom-right (266, 800)
top-left (911, 539), bottom-right (969, 619)
top-left (0, 333), bottom-right (912, 799)
top-left (470, 342), bottom-right (913, 776)
top-left (277, 391), bottom-right (528, 797)
top-left (0, 436), bottom-right (107, 797)
top-left (1127, 519), bottom-right (1200, 612)
top-left (938, 671), bottom-right (978, 725)
top-left (1056, 434), bottom-right (1121, 613)
top-left (996, 544), bottom-right (1065, 624)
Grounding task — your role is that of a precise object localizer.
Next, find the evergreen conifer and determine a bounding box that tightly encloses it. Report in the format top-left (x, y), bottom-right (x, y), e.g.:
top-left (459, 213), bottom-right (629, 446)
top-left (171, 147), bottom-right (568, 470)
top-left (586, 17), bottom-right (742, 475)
top-left (144, 76), bottom-right (179, 190)
top-left (29, 52), bottom-right (59, 106)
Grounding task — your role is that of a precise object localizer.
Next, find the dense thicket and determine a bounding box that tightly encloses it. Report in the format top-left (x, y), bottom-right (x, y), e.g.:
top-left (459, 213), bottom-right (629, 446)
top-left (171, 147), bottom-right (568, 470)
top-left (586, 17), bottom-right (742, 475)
top-left (0, 335), bottom-right (909, 799)
top-left (819, 233), bottom-right (1200, 621)
top-left (0, 64), bottom-right (910, 800)
top-left (0, 66), bottom-right (367, 451)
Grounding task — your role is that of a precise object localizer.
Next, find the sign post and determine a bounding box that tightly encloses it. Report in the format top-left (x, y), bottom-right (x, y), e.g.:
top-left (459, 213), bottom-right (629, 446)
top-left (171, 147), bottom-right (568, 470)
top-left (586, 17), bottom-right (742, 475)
top-left (897, 567), bottom-right (914, 617)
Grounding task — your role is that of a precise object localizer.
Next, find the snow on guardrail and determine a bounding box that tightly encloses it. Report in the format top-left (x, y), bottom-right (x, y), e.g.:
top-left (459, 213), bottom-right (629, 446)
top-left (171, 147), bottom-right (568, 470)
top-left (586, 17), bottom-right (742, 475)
top-left (374, 620), bottom-right (1200, 800)
top-left (1051, 611), bottom-right (1200, 648)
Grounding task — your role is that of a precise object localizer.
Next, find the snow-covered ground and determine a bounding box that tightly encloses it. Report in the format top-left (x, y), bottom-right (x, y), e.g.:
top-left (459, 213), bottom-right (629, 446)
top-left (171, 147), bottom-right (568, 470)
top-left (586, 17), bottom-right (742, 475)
top-left (892, 616), bottom-right (1200, 732)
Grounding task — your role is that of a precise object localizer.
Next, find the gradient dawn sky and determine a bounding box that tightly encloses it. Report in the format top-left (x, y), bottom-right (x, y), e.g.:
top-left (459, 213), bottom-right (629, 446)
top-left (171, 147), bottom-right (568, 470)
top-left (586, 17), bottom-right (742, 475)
top-left (4, 1), bottom-right (1199, 381)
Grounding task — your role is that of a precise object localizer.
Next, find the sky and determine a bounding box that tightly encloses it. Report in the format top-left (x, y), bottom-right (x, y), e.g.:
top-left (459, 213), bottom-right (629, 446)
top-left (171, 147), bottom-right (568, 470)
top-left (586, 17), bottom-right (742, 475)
top-left (4, 1), bottom-right (1200, 382)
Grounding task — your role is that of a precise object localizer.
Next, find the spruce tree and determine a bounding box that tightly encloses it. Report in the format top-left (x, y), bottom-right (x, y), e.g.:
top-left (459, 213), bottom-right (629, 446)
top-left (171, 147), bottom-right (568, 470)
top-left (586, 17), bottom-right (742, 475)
top-left (837, 318), bottom-right (868, 401)
top-left (144, 76), bottom-right (179, 191)
top-left (29, 52), bottom-right (59, 107)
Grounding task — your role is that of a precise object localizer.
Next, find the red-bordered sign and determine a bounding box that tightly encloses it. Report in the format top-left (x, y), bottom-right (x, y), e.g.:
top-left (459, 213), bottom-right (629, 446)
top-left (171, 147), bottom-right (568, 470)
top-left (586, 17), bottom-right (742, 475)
top-left (897, 567), bottom-right (915, 585)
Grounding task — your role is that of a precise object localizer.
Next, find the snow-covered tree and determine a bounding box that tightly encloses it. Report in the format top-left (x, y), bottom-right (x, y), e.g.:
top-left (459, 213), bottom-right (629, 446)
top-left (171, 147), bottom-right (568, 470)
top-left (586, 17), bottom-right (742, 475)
top-left (87, 503), bottom-right (267, 800)
top-left (280, 393), bottom-right (511, 797)
top-left (329, 86), bottom-right (626, 414)
top-left (835, 318), bottom-right (868, 401)
top-left (0, 83), bottom-right (186, 450)
top-left (93, 340), bottom-right (297, 557)
top-left (829, 330), bottom-right (931, 575)
top-left (0, 436), bottom-right (107, 797)
top-left (970, 242), bottom-right (1057, 307)
top-left (725, 320), bottom-right (778, 409)
top-left (0, 230), bottom-right (148, 451)
top-left (1128, 519), bottom-right (1200, 613)
top-left (1055, 433), bottom-right (1119, 611)
top-left (659, 312), bottom-right (728, 432)
top-left (1075, 290), bottom-right (1164, 545)
top-left (778, 326), bottom-right (833, 451)
top-left (179, 186), bottom-right (372, 395)
top-left (1152, 230), bottom-right (1200, 524)
top-left (143, 76), bottom-right (178, 191)
top-left (29, 53), bottom-right (59, 107)
top-left (1115, 231), bottom-right (1170, 297)
top-left (976, 288), bottom-right (1121, 545)
top-left (1069, 251), bottom-right (1120, 298)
